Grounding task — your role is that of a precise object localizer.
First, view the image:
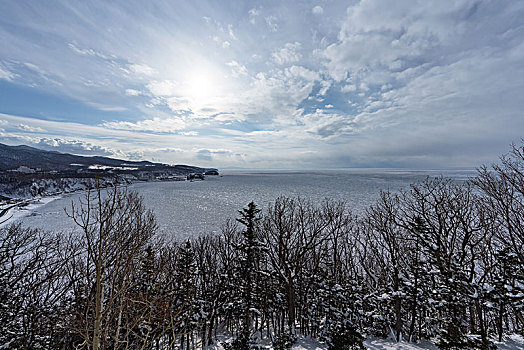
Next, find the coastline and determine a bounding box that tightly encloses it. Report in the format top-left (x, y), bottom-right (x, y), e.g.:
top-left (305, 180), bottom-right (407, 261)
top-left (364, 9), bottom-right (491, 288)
top-left (0, 177), bottom-right (198, 227)
top-left (2, 169), bottom-right (482, 241)
top-left (0, 195), bottom-right (63, 227)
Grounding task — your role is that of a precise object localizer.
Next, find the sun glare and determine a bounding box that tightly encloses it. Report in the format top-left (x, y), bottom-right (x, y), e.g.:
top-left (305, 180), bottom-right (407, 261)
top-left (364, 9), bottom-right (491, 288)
top-left (186, 72), bottom-right (216, 100)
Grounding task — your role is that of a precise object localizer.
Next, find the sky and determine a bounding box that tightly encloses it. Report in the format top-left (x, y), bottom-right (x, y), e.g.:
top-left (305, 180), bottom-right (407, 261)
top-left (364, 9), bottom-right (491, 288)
top-left (0, 0), bottom-right (523, 169)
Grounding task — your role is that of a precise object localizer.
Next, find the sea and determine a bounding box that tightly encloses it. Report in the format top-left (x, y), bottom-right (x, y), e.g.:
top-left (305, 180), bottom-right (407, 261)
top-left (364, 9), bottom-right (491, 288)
top-left (14, 169), bottom-right (476, 240)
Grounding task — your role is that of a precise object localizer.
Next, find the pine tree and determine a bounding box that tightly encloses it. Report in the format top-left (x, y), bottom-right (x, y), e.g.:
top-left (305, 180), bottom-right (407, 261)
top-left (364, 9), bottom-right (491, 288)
top-left (175, 240), bottom-right (199, 349)
top-left (319, 278), bottom-right (365, 350)
top-left (488, 247), bottom-right (524, 342)
top-left (232, 201), bottom-right (263, 348)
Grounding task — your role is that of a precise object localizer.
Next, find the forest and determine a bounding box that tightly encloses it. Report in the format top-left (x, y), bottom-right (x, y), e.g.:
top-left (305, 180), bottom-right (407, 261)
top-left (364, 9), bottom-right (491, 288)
top-left (1, 143), bottom-right (523, 350)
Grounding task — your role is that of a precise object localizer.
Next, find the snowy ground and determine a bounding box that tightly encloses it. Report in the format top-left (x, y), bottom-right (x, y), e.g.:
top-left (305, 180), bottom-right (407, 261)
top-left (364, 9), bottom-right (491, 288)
top-left (0, 195), bottom-right (62, 227)
top-left (208, 335), bottom-right (524, 350)
top-left (297, 336), bottom-right (524, 350)
top-left (493, 335), bottom-right (524, 350)
top-left (363, 338), bottom-right (438, 350)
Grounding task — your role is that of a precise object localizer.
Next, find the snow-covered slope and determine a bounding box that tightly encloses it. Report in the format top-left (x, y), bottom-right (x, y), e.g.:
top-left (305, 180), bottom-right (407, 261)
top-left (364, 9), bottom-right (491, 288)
top-left (207, 335), bottom-right (524, 350)
top-left (0, 176), bottom-right (118, 199)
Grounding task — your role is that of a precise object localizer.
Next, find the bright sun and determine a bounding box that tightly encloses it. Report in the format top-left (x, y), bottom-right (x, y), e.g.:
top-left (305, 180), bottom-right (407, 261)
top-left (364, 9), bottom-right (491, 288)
top-left (186, 73), bottom-right (215, 100)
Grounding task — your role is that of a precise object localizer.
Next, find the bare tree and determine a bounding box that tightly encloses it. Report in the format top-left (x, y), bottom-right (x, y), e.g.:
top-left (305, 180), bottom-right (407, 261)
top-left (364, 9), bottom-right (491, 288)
top-left (65, 185), bottom-right (157, 350)
top-left (0, 224), bottom-right (71, 348)
top-left (396, 178), bottom-right (490, 348)
top-left (261, 197), bottom-right (332, 335)
top-left (473, 141), bottom-right (524, 338)
top-left (474, 142), bottom-right (524, 265)
top-left (365, 191), bottom-right (408, 341)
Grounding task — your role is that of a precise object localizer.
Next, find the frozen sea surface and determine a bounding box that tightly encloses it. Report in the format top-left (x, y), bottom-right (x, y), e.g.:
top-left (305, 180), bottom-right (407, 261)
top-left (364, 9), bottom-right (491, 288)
top-left (15, 169), bottom-right (475, 240)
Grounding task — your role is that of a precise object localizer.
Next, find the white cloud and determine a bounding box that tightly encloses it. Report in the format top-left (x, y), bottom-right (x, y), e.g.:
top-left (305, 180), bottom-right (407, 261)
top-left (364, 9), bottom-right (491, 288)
top-left (287, 65), bottom-right (319, 82)
top-left (323, 0), bottom-right (488, 81)
top-left (166, 97), bottom-right (192, 112)
top-left (302, 109), bottom-right (357, 139)
top-left (125, 89), bottom-right (141, 96)
top-left (248, 8), bottom-right (259, 24)
top-left (34, 138), bottom-right (115, 156)
top-left (272, 42), bottom-right (302, 65)
top-left (227, 60), bottom-right (248, 77)
top-left (312, 6), bottom-right (324, 15)
top-left (179, 131), bottom-right (198, 136)
top-left (214, 113), bottom-right (246, 122)
top-left (17, 124), bottom-right (45, 132)
top-left (265, 16), bottom-right (278, 32)
top-left (318, 80), bottom-right (331, 96)
top-left (87, 102), bottom-right (128, 112)
top-left (222, 41), bottom-right (230, 48)
top-left (340, 84), bottom-right (356, 92)
top-left (196, 148), bottom-right (234, 161)
top-left (103, 117), bottom-right (186, 133)
top-left (226, 65), bottom-right (319, 129)
top-left (67, 43), bottom-right (111, 59)
top-left (128, 63), bottom-right (156, 76)
top-left (147, 80), bottom-right (178, 96)
top-left (0, 66), bottom-right (14, 81)
top-left (228, 24), bottom-right (237, 40)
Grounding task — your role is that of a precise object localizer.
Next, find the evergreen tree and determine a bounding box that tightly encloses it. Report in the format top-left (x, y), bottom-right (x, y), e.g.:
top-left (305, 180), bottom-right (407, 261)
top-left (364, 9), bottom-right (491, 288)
top-left (175, 240), bottom-right (199, 349)
top-left (232, 201), bottom-right (263, 348)
top-left (320, 281), bottom-right (365, 350)
top-left (488, 247), bottom-right (524, 342)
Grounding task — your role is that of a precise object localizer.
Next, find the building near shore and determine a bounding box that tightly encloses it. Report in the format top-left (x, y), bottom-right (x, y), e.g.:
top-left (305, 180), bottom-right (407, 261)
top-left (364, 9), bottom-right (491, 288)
top-left (16, 166), bottom-right (36, 174)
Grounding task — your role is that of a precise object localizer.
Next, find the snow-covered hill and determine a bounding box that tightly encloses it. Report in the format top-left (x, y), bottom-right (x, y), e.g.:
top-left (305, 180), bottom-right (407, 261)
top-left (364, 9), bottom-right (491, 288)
top-left (0, 176), bottom-right (118, 199)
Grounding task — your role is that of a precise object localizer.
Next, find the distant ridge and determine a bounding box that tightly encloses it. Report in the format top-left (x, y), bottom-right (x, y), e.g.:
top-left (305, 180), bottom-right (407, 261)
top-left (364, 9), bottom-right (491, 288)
top-left (0, 143), bottom-right (194, 171)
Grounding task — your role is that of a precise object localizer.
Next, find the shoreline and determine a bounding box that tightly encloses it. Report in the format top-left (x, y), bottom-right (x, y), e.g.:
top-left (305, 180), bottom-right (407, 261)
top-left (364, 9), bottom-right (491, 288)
top-left (0, 177), bottom-right (198, 227)
top-left (0, 195), bottom-right (63, 227)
